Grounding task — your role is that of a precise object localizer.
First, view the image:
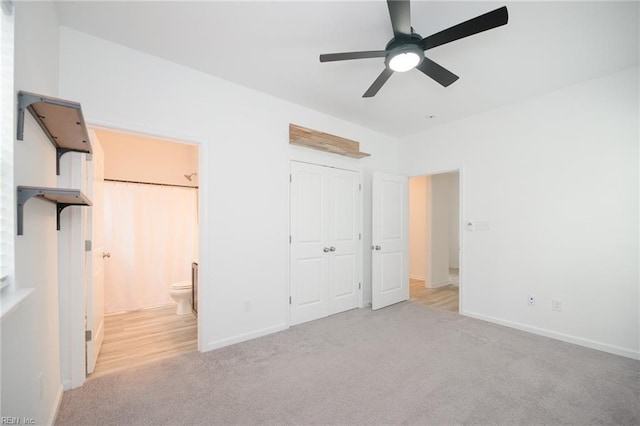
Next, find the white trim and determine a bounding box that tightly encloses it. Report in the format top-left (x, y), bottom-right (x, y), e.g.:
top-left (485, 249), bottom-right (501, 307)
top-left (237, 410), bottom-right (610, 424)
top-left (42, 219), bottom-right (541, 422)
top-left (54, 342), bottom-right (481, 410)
top-left (204, 323), bottom-right (288, 352)
top-left (0, 287), bottom-right (33, 320)
top-left (47, 384), bottom-right (63, 426)
top-left (87, 119), bottom-right (203, 148)
top-left (462, 310), bottom-right (640, 360)
top-left (0, 1), bottom-right (14, 292)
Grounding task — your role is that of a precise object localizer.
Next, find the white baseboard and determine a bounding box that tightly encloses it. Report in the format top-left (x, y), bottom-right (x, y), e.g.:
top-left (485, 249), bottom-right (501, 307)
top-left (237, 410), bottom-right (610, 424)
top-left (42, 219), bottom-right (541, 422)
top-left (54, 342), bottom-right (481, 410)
top-left (47, 384), bottom-right (63, 426)
top-left (462, 310), bottom-right (640, 360)
top-left (203, 323), bottom-right (289, 352)
top-left (427, 280), bottom-right (450, 289)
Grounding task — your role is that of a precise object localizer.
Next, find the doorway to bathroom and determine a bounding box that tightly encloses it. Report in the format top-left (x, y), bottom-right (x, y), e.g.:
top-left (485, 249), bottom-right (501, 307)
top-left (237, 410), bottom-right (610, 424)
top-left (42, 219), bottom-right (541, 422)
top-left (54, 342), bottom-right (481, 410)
top-left (89, 127), bottom-right (200, 378)
top-left (408, 171), bottom-right (460, 313)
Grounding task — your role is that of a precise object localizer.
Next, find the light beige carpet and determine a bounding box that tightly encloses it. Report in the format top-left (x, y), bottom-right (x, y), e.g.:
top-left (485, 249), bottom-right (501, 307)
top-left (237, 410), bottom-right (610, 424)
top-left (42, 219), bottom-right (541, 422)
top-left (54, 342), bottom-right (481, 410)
top-left (56, 301), bottom-right (639, 425)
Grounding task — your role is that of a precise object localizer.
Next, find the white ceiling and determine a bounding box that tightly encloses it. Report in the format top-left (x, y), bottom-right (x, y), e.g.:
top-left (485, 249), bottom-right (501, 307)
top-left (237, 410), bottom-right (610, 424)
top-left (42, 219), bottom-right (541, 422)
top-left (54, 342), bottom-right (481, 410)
top-left (54, 1), bottom-right (639, 138)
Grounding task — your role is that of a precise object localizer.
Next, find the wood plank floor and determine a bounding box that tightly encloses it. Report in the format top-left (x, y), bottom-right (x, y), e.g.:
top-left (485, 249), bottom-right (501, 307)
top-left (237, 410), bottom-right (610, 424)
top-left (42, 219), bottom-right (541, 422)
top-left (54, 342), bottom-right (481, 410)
top-left (90, 304), bottom-right (197, 379)
top-left (410, 269), bottom-right (459, 313)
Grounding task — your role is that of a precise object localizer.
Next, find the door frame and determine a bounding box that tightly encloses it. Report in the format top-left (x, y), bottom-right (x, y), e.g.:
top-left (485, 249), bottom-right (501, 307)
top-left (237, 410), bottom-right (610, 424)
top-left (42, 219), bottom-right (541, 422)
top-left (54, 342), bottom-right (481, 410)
top-left (288, 160), bottom-right (364, 326)
top-left (59, 120), bottom-right (206, 389)
top-left (57, 151), bottom-right (91, 390)
top-left (409, 166), bottom-right (464, 314)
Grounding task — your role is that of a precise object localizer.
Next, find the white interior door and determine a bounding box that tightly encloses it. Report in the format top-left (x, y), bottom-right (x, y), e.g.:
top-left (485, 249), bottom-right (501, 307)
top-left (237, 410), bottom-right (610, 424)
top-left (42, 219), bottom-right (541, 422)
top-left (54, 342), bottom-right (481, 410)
top-left (290, 162), bottom-right (329, 325)
top-left (290, 162), bottom-right (361, 325)
top-left (86, 131), bottom-right (105, 374)
top-left (327, 168), bottom-right (360, 315)
top-left (372, 172), bottom-right (409, 310)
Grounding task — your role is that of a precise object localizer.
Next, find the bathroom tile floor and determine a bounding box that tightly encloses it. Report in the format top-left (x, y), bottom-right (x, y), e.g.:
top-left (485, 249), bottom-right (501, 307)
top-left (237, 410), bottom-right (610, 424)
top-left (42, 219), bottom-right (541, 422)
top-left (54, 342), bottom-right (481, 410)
top-left (90, 304), bottom-right (197, 378)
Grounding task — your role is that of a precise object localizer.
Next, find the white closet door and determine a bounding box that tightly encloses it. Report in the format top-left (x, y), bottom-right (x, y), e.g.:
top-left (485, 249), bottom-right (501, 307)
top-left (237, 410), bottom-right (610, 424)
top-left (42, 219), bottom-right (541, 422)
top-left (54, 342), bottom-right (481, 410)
top-left (372, 172), bottom-right (409, 310)
top-left (290, 162), bottom-right (361, 326)
top-left (290, 162), bottom-right (330, 325)
top-left (327, 168), bottom-right (360, 316)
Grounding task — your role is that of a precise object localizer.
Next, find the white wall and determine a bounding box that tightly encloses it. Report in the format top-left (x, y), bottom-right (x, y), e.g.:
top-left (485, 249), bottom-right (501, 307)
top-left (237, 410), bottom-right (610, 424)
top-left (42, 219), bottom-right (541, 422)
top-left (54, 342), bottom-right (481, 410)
top-left (430, 173), bottom-right (452, 288)
top-left (409, 176), bottom-right (427, 280)
top-left (448, 172), bottom-right (460, 269)
top-left (400, 67), bottom-right (639, 359)
top-left (1, 2), bottom-right (63, 423)
top-left (58, 27), bottom-right (400, 351)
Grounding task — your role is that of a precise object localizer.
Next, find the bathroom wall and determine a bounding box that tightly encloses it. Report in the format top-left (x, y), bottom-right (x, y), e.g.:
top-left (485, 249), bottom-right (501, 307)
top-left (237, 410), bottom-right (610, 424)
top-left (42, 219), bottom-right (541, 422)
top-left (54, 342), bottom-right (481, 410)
top-left (94, 127), bottom-right (199, 187)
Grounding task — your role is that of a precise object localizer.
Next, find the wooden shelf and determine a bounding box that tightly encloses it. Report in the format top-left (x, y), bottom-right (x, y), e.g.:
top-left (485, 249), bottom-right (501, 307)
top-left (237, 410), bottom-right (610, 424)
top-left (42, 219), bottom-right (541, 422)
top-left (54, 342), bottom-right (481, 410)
top-left (17, 91), bottom-right (92, 175)
top-left (17, 186), bottom-right (92, 235)
top-left (289, 124), bottom-right (370, 159)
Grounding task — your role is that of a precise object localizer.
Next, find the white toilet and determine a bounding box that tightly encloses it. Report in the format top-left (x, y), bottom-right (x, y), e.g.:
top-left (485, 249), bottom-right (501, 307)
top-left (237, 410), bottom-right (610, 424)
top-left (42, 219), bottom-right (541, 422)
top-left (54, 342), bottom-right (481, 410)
top-left (169, 281), bottom-right (192, 315)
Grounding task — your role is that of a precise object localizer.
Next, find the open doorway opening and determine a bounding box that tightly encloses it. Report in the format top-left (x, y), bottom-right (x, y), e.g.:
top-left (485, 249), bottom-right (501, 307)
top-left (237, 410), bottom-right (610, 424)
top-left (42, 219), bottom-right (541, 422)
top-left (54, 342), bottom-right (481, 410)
top-left (409, 171), bottom-right (460, 313)
top-left (88, 127), bottom-right (200, 378)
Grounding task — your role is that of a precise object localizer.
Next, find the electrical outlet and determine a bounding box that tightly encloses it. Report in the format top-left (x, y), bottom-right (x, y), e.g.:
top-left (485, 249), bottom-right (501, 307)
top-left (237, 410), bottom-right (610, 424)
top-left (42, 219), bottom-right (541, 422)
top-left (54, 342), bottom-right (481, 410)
top-left (528, 295), bottom-right (535, 306)
top-left (552, 299), bottom-right (563, 312)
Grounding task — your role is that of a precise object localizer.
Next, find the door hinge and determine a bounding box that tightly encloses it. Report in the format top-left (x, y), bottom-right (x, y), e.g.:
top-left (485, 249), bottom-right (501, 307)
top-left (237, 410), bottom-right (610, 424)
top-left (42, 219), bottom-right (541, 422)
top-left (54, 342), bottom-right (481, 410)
top-left (85, 240), bottom-right (92, 251)
top-left (359, 233), bottom-right (361, 240)
top-left (290, 174), bottom-right (292, 183)
top-left (359, 183), bottom-right (362, 191)
top-left (359, 282), bottom-right (361, 290)
top-left (289, 296), bottom-right (292, 305)
top-left (85, 154), bottom-right (93, 161)
top-left (85, 330), bottom-right (92, 342)
top-left (289, 235), bottom-right (292, 244)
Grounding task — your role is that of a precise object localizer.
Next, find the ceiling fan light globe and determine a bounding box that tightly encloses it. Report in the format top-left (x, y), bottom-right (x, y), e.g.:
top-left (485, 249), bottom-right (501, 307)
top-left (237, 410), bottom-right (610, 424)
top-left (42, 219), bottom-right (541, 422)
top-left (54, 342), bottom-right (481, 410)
top-left (388, 51), bottom-right (421, 72)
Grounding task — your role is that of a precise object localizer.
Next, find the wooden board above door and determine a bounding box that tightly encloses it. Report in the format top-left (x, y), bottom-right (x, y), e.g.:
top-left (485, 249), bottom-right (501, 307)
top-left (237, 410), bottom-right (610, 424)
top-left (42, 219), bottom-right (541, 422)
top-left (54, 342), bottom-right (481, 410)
top-left (289, 124), bottom-right (371, 159)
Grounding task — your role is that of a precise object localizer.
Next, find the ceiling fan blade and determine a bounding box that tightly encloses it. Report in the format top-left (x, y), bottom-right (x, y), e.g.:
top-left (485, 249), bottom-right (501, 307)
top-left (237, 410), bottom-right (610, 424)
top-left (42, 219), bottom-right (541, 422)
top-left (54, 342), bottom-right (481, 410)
top-left (416, 57), bottom-right (459, 87)
top-left (421, 6), bottom-right (508, 51)
top-left (363, 68), bottom-right (394, 98)
top-left (320, 50), bottom-right (388, 62)
top-left (387, 0), bottom-right (412, 41)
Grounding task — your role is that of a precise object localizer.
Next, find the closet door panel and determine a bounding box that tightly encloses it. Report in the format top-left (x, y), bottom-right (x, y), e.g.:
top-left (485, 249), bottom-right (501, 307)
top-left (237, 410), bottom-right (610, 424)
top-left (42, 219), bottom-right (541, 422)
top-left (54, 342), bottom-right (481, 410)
top-left (328, 169), bottom-right (360, 315)
top-left (290, 162), bottom-right (330, 325)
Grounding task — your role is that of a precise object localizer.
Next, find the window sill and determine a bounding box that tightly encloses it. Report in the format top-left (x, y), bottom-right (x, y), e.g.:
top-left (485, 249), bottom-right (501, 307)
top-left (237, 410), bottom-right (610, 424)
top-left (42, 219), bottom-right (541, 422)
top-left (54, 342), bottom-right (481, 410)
top-left (0, 287), bottom-right (35, 320)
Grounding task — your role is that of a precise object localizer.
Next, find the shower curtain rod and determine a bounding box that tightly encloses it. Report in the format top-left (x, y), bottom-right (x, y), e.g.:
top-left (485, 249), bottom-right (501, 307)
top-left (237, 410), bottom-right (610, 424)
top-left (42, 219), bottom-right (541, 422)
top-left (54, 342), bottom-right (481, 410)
top-left (104, 178), bottom-right (198, 189)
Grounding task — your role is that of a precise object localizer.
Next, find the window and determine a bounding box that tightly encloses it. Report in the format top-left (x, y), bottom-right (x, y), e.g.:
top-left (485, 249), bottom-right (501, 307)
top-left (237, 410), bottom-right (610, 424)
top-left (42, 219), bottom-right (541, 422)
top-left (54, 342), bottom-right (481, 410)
top-left (0, 0), bottom-right (14, 290)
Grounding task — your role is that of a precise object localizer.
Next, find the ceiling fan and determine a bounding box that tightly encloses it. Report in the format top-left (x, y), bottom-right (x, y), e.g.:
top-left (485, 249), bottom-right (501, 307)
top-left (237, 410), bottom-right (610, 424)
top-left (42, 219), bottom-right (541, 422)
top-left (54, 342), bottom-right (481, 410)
top-left (319, 1), bottom-right (508, 98)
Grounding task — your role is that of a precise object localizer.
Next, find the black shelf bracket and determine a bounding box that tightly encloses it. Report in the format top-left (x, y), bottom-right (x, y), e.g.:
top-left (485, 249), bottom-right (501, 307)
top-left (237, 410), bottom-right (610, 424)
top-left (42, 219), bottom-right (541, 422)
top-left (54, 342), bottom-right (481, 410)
top-left (17, 186), bottom-right (92, 236)
top-left (17, 91), bottom-right (92, 175)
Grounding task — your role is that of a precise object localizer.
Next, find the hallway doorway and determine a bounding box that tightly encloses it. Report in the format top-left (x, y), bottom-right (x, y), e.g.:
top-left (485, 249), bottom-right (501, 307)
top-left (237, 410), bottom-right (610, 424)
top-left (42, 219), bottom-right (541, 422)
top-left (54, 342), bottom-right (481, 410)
top-left (409, 171), bottom-right (460, 313)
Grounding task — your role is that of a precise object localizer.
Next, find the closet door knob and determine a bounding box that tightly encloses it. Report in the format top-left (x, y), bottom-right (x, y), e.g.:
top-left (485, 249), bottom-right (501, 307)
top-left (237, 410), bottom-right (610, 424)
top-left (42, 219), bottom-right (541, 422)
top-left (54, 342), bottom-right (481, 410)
top-left (329, 247), bottom-right (336, 252)
top-left (323, 247), bottom-right (330, 253)
top-left (103, 252), bottom-right (111, 258)
top-left (374, 245), bottom-right (381, 251)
